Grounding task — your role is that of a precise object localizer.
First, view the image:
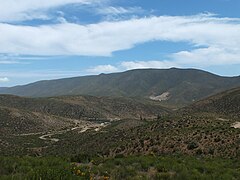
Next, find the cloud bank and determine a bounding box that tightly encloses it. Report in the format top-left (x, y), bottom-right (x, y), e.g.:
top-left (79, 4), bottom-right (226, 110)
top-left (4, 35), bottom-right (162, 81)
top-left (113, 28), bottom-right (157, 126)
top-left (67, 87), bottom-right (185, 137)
top-left (0, 1), bottom-right (240, 74)
top-left (1, 14), bottom-right (240, 67)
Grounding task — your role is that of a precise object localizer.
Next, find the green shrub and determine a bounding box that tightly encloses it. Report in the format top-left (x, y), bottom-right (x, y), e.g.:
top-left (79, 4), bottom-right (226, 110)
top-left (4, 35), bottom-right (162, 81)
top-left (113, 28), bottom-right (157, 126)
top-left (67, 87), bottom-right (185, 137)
top-left (187, 142), bottom-right (198, 150)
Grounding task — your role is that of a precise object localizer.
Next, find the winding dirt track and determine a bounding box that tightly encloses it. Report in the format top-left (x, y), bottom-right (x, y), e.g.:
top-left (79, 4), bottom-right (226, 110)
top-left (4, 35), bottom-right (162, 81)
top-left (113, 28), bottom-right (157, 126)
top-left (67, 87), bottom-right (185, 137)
top-left (13, 121), bottom-right (111, 142)
top-left (38, 122), bottom-right (110, 142)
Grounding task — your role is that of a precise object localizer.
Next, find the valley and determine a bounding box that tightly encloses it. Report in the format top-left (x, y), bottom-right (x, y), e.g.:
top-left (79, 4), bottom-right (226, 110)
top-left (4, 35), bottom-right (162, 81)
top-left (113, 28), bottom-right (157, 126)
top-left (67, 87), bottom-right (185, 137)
top-left (0, 69), bottom-right (239, 179)
top-left (1, 0), bottom-right (240, 178)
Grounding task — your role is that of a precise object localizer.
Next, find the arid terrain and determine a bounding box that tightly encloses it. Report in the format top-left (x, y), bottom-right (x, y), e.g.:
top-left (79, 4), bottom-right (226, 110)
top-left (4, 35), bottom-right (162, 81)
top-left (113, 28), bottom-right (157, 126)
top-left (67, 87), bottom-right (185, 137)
top-left (0, 70), bottom-right (239, 179)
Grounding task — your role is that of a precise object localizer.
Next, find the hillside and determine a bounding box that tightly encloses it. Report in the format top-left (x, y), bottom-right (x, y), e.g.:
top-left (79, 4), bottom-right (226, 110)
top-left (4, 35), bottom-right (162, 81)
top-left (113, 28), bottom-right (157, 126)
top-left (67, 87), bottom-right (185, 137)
top-left (183, 87), bottom-right (240, 118)
top-left (1, 68), bottom-right (239, 106)
top-left (0, 106), bottom-right (74, 135)
top-left (41, 88), bottom-right (240, 159)
top-left (0, 94), bottom-right (169, 155)
top-left (1, 89), bottom-right (239, 158)
top-left (0, 95), bottom-right (168, 121)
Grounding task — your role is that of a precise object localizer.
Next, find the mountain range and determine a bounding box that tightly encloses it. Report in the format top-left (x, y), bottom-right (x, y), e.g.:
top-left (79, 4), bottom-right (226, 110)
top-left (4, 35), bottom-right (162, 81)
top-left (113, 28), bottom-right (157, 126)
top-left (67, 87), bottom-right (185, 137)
top-left (1, 68), bottom-right (240, 107)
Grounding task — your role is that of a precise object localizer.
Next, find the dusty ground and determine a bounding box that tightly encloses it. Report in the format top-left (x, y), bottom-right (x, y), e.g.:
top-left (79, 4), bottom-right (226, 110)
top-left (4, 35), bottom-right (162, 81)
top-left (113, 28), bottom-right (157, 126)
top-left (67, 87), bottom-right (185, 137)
top-left (149, 92), bottom-right (170, 101)
top-left (231, 122), bottom-right (240, 129)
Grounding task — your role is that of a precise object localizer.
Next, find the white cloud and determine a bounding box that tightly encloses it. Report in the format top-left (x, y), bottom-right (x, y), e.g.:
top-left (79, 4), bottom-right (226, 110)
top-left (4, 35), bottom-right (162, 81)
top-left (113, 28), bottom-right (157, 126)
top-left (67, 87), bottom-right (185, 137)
top-left (0, 54), bottom-right (36, 64)
top-left (86, 61), bottom-right (178, 74)
top-left (0, 60), bottom-right (21, 64)
top-left (97, 6), bottom-right (144, 15)
top-left (0, 70), bottom-right (82, 78)
top-left (172, 47), bottom-right (240, 67)
top-left (0, 14), bottom-right (240, 67)
top-left (0, 0), bottom-right (101, 22)
top-left (87, 65), bottom-right (118, 73)
top-left (120, 61), bottom-right (177, 70)
top-left (0, 77), bottom-right (10, 82)
top-left (88, 48), bottom-right (240, 73)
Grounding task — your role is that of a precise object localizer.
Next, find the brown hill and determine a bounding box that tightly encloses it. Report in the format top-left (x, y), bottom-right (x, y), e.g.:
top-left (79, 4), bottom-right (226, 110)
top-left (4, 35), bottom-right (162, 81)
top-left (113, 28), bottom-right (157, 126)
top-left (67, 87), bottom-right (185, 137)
top-left (0, 106), bottom-right (73, 135)
top-left (182, 87), bottom-right (240, 118)
top-left (0, 95), bottom-right (169, 121)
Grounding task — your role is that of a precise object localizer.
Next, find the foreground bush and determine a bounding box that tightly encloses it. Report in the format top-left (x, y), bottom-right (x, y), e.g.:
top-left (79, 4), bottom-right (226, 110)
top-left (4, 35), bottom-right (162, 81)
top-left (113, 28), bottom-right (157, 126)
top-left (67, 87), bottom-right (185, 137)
top-left (0, 155), bottom-right (239, 179)
top-left (0, 156), bottom-right (79, 180)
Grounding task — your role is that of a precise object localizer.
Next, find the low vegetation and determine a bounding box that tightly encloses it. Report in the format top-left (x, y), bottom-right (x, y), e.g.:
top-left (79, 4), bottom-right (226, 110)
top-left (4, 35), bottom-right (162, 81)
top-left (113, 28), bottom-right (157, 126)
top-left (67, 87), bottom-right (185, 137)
top-left (0, 155), bottom-right (239, 180)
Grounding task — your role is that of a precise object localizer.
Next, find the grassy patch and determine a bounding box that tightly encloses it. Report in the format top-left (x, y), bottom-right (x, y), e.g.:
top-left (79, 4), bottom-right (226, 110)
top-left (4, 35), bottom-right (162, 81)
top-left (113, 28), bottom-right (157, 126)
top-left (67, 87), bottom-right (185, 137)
top-left (1, 155), bottom-right (239, 179)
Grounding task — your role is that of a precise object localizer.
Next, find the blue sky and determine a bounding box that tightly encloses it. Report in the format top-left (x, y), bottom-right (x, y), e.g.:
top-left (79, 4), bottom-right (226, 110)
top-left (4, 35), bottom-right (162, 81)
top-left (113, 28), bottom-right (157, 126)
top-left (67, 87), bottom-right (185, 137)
top-left (0, 0), bottom-right (240, 86)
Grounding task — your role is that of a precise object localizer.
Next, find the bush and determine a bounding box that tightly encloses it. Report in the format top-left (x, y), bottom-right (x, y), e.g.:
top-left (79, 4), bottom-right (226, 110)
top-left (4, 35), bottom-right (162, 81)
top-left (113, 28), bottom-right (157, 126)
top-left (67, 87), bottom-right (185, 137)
top-left (187, 142), bottom-right (198, 150)
top-left (71, 153), bottom-right (96, 163)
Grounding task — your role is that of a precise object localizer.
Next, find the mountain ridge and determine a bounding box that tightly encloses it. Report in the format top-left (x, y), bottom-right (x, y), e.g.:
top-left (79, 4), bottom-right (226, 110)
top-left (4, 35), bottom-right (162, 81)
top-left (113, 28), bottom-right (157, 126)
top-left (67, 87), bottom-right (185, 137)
top-left (1, 68), bottom-right (240, 106)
